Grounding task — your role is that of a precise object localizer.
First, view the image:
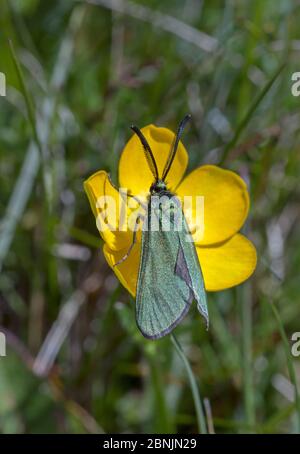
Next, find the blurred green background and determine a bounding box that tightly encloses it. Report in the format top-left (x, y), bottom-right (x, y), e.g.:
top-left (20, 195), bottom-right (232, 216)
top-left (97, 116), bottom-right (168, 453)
top-left (0, 0), bottom-right (300, 434)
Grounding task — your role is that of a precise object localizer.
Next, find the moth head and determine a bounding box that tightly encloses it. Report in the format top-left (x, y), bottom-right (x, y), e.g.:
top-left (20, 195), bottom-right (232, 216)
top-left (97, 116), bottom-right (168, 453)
top-left (150, 179), bottom-right (167, 194)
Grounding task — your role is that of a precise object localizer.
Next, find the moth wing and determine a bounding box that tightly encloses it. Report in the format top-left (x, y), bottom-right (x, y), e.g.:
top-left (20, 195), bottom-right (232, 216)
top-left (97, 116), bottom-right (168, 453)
top-left (136, 196), bottom-right (208, 340)
top-left (178, 214), bottom-right (208, 325)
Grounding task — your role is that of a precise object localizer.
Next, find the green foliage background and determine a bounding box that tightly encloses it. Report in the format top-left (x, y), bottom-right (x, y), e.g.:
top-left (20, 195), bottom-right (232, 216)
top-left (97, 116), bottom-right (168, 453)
top-left (0, 0), bottom-right (300, 434)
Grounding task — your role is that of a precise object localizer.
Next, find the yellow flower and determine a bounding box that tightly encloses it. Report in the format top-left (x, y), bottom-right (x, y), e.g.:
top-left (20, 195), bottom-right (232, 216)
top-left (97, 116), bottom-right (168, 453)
top-left (84, 124), bottom-right (257, 295)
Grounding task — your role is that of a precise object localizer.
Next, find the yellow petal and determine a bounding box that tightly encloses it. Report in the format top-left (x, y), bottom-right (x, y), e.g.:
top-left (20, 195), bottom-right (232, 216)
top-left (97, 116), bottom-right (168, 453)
top-left (119, 124), bottom-right (188, 196)
top-left (197, 234), bottom-right (257, 292)
top-left (104, 233), bottom-right (256, 296)
top-left (177, 165), bottom-right (250, 245)
top-left (84, 170), bottom-right (136, 251)
top-left (103, 242), bottom-right (140, 297)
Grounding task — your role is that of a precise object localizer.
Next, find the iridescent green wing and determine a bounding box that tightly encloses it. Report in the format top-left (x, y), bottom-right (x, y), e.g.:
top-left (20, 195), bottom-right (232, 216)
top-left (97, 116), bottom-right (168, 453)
top-left (136, 194), bottom-right (208, 340)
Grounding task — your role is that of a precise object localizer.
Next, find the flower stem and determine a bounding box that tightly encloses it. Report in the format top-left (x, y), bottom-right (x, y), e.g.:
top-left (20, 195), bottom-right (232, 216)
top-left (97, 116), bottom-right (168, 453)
top-left (170, 333), bottom-right (207, 434)
top-left (239, 283), bottom-right (255, 429)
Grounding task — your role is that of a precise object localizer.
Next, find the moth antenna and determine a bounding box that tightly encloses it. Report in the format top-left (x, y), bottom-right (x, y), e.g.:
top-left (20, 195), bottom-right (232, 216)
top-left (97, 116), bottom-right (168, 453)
top-left (131, 125), bottom-right (159, 181)
top-left (162, 114), bottom-right (192, 181)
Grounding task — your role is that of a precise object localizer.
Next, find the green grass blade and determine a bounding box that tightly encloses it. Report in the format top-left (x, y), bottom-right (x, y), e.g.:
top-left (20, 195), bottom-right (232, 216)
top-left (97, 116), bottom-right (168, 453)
top-left (69, 226), bottom-right (102, 249)
top-left (220, 62), bottom-right (286, 164)
top-left (8, 39), bottom-right (42, 152)
top-left (0, 7), bottom-right (85, 272)
top-left (270, 302), bottom-right (300, 433)
top-left (171, 334), bottom-right (208, 434)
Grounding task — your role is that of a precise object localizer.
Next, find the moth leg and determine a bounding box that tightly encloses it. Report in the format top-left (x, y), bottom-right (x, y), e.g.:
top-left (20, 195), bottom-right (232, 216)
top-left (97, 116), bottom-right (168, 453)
top-left (107, 173), bottom-right (147, 210)
top-left (126, 193), bottom-right (147, 211)
top-left (113, 214), bottom-right (144, 267)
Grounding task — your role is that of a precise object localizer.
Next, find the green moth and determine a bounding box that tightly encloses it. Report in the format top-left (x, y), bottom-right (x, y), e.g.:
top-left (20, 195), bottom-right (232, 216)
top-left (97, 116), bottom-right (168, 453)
top-left (115, 115), bottom-right (208, 339)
